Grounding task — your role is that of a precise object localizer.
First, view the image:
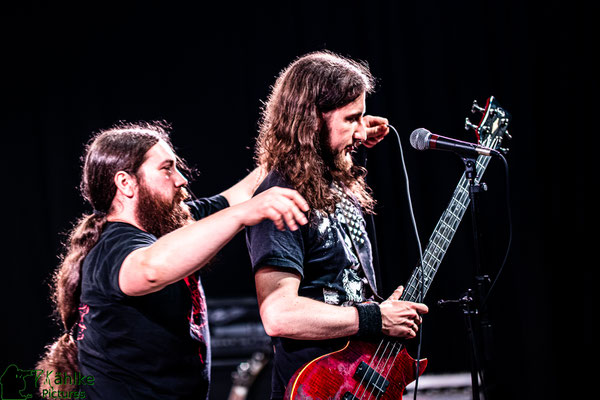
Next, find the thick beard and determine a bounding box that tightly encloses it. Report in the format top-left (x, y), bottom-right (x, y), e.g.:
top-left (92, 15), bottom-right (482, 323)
top-left (332, 148), bottom-right (354, 173)
top-left (136, 182), bottom-right (193, 238)
top-left (323, 139), bottom-right (356, 181)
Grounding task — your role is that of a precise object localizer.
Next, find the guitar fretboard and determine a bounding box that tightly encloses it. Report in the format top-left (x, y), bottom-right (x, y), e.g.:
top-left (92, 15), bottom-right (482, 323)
top-left (402, 134), bottom-right (502, 303)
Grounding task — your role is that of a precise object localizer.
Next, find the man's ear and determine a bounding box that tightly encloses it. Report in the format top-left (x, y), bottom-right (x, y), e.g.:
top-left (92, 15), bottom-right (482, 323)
top-left (114, 171), bottom-right (137, 198)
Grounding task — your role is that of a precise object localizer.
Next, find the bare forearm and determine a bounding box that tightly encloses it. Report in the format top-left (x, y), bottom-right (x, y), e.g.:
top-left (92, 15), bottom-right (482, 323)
top-left (260, 290), bottom-right (360, 340)
top-left (256, 268), bottom-right (360, 340)
top-left (121, 205), bottom-right (247, 295)
top-left (255, 269), bottom-right (429, 342)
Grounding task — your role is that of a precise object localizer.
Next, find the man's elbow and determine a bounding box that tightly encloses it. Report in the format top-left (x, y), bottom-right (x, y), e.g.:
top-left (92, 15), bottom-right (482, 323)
top-left (120, 252), bottom-right (166, 296)
top-left (139, 259), bottom-right (163, 290)
top-left (260, 303), bottom-right (294, 337)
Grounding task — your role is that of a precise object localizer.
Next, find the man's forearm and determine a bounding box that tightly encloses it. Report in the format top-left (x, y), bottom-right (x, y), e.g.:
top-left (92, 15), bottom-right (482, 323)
top-left (119, 204), bottom-right (248, 296)
top-left (256, 268), bottom-right (360, 340)
top-left (260, 294), bottom-right (360, 340)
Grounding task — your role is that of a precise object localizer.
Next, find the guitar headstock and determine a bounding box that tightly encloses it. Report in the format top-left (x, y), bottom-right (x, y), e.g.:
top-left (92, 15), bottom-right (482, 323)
top-left (465, 96), bottom-right (512, 152)
top-left (230, 351), bottom-right (269, 393)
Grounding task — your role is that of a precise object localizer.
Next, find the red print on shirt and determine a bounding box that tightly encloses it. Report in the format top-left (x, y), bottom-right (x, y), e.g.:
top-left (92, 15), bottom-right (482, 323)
top-left (76, 304), bottom-right (90, 340)
top-left (184, 273), bottom-right (207, 361)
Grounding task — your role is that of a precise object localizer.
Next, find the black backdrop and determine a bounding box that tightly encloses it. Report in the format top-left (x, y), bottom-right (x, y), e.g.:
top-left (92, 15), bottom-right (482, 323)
top-left (2, 0), bottom-right (590, 399)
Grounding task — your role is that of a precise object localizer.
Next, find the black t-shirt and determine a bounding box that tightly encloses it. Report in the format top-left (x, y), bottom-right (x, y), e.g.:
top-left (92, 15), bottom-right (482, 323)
top-left (245, 171), bottom-right (379, 399)
top-left (77, 195), bottom-right (229, 400)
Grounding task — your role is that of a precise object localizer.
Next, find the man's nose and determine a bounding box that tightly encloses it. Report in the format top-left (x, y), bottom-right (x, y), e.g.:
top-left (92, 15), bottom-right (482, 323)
top-left (354, 123), bottom-right (367, 142)
top-left (174, 169), bottom-right (189, 187)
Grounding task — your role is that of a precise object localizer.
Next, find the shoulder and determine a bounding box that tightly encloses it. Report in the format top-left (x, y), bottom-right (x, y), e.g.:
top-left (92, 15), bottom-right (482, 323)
top-left (101, 222), bottom-right (155, 245)
top-left (89, 222), bottom-right (156, 267)
top-left (255, 169), bottom-right (294, 195)
top-left (82, 222), bottom-right (155, 299)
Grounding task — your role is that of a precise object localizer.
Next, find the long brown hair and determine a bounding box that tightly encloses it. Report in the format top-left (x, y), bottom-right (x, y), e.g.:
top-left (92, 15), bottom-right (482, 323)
top-left (36, 121), bottom-right (175, 393)
top-left (255, 50), bottom-right (376, 213)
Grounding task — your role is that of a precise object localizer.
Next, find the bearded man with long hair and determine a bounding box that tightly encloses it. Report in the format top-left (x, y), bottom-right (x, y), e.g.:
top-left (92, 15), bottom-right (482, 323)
top-left (246, 51), bottom-right (429, 400)
top-left (36, 121), bottom-right (309, 399)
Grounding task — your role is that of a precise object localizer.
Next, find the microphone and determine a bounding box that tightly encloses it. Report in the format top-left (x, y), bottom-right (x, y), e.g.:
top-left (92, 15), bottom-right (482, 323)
top-left (410, 128), bottom-right (500, 157)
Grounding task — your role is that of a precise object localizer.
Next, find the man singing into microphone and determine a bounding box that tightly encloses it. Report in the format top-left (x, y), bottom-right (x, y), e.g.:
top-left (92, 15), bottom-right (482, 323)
top-left (245, 51), bottom-right (429, 400)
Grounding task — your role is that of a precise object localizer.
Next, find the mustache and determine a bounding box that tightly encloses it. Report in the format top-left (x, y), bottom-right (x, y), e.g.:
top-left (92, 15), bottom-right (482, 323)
top-left (174, 186), bottom-right (191, 204)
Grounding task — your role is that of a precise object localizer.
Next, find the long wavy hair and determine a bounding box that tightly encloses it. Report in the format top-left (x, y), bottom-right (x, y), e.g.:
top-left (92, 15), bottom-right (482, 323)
top-left (254, 50), bottom-right (376, 214)
top-left (35, 121), bottom-right (179, 394)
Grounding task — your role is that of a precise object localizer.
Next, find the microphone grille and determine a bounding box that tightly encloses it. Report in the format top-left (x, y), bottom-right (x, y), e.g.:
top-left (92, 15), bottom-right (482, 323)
top-left (410, 128), bottom-right (431, 151)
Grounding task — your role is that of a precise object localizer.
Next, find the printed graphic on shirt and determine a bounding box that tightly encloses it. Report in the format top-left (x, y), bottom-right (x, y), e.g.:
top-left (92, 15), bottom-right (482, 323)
top-left (76, 304), bottom-right (89, 341)
top-left (341, 268), bottom-right (366, 304)
top-left (316, 192), bottom-right (369, 306)
top-left (184, 273), bottom-right (207, 361)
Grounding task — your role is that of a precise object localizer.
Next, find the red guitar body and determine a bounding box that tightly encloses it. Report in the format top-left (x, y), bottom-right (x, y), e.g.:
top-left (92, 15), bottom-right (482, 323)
top-left (284, 340), bottom-right (426, 400)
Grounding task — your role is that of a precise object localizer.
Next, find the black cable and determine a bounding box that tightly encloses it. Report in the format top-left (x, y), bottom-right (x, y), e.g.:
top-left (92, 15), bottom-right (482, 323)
top-left (481, 151), bottom-right (512, 309)
top-left (388, 124), bottom-right (425, 400)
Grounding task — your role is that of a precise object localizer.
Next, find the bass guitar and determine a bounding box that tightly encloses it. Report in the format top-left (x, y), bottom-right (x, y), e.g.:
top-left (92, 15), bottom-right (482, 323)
top-left (284, 96), bottom-right (511, 400)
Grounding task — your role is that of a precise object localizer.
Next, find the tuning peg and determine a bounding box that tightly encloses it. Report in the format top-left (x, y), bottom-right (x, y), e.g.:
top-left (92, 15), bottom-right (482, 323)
top-left (471, 100), bottom-right (485, 114)
top-left (504, 130), bottom-right (512, 140)
top-left (465, 118), bottom-right (478, 131)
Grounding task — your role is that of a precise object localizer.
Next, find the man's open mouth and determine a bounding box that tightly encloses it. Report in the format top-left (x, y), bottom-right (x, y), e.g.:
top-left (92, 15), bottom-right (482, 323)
top-left (344, 144), bottom-right (357, 155)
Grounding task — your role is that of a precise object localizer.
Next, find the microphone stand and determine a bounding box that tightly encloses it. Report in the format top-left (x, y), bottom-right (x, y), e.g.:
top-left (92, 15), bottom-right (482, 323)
top-left (438, 157), bottom-right (494, 400)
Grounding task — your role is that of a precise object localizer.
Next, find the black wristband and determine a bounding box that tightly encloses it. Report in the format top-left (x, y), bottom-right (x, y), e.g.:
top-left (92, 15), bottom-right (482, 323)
top-left (354, 302), bottom-right (382, 339)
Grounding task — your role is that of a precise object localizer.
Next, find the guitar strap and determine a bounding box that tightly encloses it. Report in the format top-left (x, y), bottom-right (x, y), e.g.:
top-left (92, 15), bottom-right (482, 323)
top-left (333, 181), bottom-right (384, 303)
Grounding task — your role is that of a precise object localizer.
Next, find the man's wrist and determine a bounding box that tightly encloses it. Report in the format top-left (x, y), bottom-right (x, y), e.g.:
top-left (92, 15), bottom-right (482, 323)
top-left (354, 302), bottom-right (382, 339)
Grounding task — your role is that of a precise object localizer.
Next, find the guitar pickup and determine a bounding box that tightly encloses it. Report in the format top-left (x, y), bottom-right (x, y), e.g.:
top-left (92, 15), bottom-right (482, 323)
top-left (352, 361), bottom-right (390, 395)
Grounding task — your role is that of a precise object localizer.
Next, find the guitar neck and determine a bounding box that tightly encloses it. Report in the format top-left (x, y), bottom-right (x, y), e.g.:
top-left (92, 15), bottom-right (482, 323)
top-left (401, 134), bottom-right (502, 303)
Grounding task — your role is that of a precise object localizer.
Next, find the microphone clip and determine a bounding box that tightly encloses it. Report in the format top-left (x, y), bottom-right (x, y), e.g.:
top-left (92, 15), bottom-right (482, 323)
top-left (462, 157), bottom-right (488, 198)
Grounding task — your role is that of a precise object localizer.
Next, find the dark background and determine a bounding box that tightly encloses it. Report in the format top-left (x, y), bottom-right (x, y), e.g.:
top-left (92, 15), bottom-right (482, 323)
top-left (2, 0), bottom-right (590, 399)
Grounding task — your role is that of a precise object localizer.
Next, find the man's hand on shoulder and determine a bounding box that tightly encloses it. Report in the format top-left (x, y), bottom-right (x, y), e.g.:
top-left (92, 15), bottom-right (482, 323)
top-left (238, 186), bottom-right (309, 231)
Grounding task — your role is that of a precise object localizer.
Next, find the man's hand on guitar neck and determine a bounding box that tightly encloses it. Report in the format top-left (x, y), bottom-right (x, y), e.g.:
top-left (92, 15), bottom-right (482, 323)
top-left (379, 285), bottom-right (429, 339)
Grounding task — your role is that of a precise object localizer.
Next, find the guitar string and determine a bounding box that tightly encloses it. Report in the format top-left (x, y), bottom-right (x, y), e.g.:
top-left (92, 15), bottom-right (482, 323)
top-left (355, 124), bottom-right (425, 400)
top-left (360, 340), bottom-right (394, 400)
top-left (352, 338), bottom-right (391, 399)
top-left (353, 272), bottom-right (424, 395)
top-left (371, 134), bottom-right (500, 398)
top-left (353, 338), bottom-right (401, 400)
top-left (333, 174), bottom-right (405, 400)
top-left (360, 305), bottom-right (425, 399)
top-left (371, 339), bottom-right (403, 400)
top-left (333, 181), bottom-right (395, 400)
top-left (371, 340), bottom-right (404, 399)
top-left (362, 340), bottom-right (396, 400)
top-left (352, 339), bottom-right (387, 399)
top-left (378, 186), bottom-right (484, 398)
top-left (366, 340), bottom-right (394, 398)
top-left (350, 125), bottom-right (500, 399)
top-left (355, 124), bottom-right (420, 400)
top-left (379, 340), bottom-right (405, 399)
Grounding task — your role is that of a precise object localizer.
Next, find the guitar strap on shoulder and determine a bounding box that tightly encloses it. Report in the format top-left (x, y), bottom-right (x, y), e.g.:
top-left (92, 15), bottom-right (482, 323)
top-left (333, 181), bottom-right (384, 303)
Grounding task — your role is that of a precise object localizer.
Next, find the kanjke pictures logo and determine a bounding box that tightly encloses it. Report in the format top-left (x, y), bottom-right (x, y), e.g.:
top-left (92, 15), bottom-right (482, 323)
top-left (1, 364), bottom-right (94, 399)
